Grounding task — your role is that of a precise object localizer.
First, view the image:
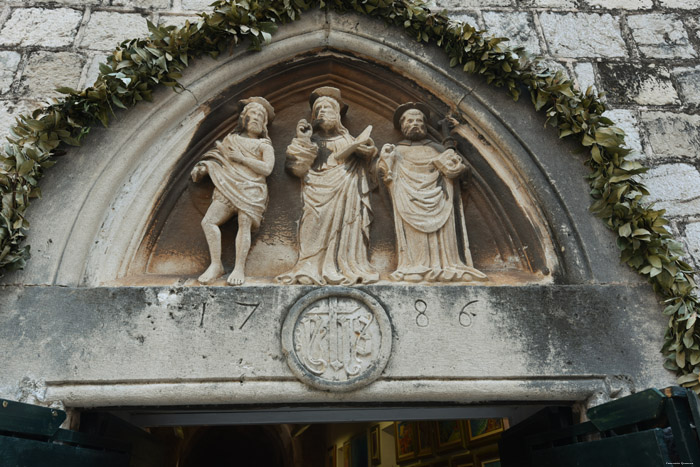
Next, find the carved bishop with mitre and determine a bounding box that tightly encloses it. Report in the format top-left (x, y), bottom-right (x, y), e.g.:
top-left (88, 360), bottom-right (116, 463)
top-left (191, 96), bottom-right (275, 286)
top-left (378, 102), bottom-right (487, 282)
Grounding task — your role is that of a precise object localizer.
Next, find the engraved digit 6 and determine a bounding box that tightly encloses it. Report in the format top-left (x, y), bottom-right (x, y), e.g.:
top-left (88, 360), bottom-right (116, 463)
top-left (459, 300), bottom-right (478, 327)
top-left (415, 300), bottom-right (429, 327)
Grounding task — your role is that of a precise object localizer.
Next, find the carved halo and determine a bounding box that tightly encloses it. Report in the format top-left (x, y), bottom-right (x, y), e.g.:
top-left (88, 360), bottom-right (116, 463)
top-left (308, 86), bottom-right (349, 116)
top-left (238, 96), bottom-right (276, 122)
top-left (393, 101), bottom-right (432, 129)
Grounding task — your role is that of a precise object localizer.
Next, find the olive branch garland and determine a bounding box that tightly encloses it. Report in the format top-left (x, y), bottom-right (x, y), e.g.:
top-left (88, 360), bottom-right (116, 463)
top-left (0, 0), bottom-right (698, 390)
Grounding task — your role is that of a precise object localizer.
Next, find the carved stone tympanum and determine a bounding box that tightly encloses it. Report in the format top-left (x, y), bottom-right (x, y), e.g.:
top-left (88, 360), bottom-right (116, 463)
top-left (191, 96), bottom-right (276, 286)
top-left (378, 103), bottom-right (488, 282)
top-left (277, 87), bottom-right (379, 286)
top-left (281, 288), bottom-right (392, 391)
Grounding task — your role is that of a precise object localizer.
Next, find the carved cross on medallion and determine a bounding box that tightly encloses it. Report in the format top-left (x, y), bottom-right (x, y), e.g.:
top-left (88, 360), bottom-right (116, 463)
top-left (281, 288), bottom-right (392, 391)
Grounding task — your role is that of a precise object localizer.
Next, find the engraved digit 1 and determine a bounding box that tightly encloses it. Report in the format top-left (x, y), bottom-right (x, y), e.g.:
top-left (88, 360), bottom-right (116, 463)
top-left (459, 300), bottom-right (478, 327)
top-left (415, 300), bottom-right (429, 327)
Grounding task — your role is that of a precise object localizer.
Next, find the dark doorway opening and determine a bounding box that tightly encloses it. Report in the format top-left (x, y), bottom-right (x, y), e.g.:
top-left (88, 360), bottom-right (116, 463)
top-left (80, 404), bottom-right (557, 467)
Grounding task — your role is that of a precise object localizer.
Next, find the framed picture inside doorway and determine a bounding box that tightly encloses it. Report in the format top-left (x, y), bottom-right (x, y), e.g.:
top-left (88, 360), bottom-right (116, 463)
top-left (478, 457), bottom-right (500, 467)
top-left (435, 420), bottom-right (464, 451)
top-left (343, 440), bottom-right (351, 467)
top-left (326, 444), bottom-right (336, 467)
top-left (416, 421), bottom-right (433, 457)
top-left (394, 421), bottom-right (417, 462)
top-left (467, 419), bottom-right (506, 442)
top-left (369, 424), bottom-right (381, 464)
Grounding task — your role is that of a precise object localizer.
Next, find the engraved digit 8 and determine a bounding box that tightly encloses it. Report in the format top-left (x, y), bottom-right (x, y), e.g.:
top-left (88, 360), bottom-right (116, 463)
top-left (459, 300), bottom-right (478, 327)
top-left (415, 299), bottom-right (429, 327)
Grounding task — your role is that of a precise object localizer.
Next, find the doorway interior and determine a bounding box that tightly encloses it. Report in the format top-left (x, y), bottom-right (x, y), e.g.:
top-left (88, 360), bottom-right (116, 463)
top-left (79, 404), bottom-right (563, 467)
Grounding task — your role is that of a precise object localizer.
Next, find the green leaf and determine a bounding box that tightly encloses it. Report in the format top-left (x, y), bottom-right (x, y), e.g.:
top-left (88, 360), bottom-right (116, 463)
top-left (17, 159), bottom-right (34, 176)
top-left (677, 350), bottom-right (686, 368)
top-left (618, 223), bottom-right (631, 238)
top-left (678, 373), bottom-right (699, 384)
top-left (111, 94), bottom-right (127, 109)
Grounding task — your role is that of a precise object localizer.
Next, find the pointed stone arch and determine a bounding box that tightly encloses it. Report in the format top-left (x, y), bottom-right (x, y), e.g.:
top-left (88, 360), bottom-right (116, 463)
top-left (0, 9), bottom-right (675, 408)
top-left (12, 10), bottom-right (628, 288)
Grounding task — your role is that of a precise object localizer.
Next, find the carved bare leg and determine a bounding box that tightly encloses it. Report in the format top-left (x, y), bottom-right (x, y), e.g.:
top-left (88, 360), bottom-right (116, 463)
top-left (198, 200), bottom-right (234, 284)
top-left (228, 213), bottom-right (253, 286)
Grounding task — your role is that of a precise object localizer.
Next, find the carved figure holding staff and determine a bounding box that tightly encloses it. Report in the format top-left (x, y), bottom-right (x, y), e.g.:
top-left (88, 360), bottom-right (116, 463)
top-left (278, 87), bottom-right (379, 285)
top-left (378, 102), bottom-right (487, 282)
top-left (191, 96), bottom-right (275, 285)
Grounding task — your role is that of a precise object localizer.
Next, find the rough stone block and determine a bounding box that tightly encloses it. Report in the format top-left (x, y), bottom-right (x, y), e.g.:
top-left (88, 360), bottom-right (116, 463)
top-left (642, 164), bottom-right (700, 217)
top-left (18, 51), bottom-right (84, 99)
top-left (0, 51), bottom-right (21, 95)
top-left (641, 112), bottom-right (700, 159)
top-left (539, 13), bottom-right (627, 58)
top-left (181, 0), bottom-right (217, 10)
top-left (573, 62), bottom-right (596, 93)
top-left (603, 108), bottom-right (644, 158)
top-left (686, 16), bottom-right (700, 43)
top-left (448, 12), bottom-right (479, 29)
top-left (627, 14), bottom-right (696, 59)
top-left (586, 0), bottom-right (652, 9)
top-left (0, 8), bottom-right (83, 48)
top-left (682, 222), bottom-right (700, 268)
top-left (659, 0), bottom-right (700, 7)
top-left (158, 14), bottom-right (202, 28)
top-left (83, 54), bottom-right (109, 88)
top-left (0, 99), bottom-right (35, 141)
top-left (673, 65), bottom-right (700, 106)
top-left (597, 62), bottom-right (679, 106)
top-left (539, 59), bottom-right (569, 79)
top-left (79, 11), bottom-right (150, 51)
top-left (437, 0), bottom-right (513, 8)
top-left (483, 11), bottom-right (541, 54)
top-left (113, 0), bottom-right (170, 8)
top-left (37, 0), bottom-right (100, 4)
top-left (522, 0), bottom-right (576, 7)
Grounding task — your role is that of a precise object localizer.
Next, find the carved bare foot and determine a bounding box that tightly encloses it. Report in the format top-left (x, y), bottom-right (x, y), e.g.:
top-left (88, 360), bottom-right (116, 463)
top-left (227, 269), bottom-right (245, 286)
top-left (198, 263), bottom-right (224, 284)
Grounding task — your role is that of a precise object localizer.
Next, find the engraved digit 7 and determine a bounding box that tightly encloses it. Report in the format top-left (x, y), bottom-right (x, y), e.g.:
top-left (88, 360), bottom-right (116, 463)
top-left (236, 301), bottom-right (260, 330)
top-left (415, 300), bottom-right (429, 327)
top-left (459, 300), bottom-right (478, 327)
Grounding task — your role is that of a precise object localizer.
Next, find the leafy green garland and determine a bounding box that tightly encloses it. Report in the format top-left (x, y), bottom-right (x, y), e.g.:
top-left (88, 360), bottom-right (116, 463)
top-left (0, 0), bottom-right (698, 390)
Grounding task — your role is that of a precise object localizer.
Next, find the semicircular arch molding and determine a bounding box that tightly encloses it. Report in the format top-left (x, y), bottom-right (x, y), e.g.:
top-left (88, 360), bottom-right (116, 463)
top-left (12, 10), bottom-right (635, 287)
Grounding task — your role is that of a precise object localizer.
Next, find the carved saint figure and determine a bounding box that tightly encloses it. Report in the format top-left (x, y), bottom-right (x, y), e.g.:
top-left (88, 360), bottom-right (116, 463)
top-left (191, 96), bottom-right (275, 285)
top-left (278, 87), bottom-right (379, 285)
top-left (378, 103), bottom-right (487, 282)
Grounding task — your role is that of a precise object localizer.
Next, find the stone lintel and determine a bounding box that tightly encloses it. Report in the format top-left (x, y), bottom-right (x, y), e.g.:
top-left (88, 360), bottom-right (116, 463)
top-left (1, 284), bottom-right (671, 407)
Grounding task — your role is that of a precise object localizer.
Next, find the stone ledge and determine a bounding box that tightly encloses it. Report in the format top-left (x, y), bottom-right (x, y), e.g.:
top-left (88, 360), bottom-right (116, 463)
top-left (0, 283), bottom-right (671, 407)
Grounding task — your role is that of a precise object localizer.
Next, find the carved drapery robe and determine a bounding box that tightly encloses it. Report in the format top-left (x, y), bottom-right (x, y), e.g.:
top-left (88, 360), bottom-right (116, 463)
top-left (198, 133), bottom-right (271, 228)
top-left (379, 138), bottom-right (487, 282)
top-left (278, 133), bottom-right (378, 285)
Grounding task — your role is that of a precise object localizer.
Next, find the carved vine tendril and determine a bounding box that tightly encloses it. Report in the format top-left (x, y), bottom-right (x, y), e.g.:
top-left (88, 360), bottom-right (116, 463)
top-left (0, 0), bottom-right (697, 390)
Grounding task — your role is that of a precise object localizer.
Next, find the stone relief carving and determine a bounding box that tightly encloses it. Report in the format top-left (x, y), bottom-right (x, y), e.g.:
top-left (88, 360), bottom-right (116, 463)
top-left (281, 288), bottom-right (392, 391)
top-left (377, 103), bottom-right (487, 282)
top-left (191, 96), bottom-right (275, 285)
top-left (277, 87), bottom-right (379, 286)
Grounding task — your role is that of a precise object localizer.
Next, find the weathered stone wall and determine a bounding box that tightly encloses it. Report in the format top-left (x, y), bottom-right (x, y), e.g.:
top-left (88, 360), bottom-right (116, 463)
top-left (0, 0), bottom-right (698, 265)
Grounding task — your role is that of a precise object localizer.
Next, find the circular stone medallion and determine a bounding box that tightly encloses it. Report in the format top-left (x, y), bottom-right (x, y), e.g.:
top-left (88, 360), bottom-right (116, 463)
top-left (281, 288), bottom-right (393, 392)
